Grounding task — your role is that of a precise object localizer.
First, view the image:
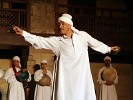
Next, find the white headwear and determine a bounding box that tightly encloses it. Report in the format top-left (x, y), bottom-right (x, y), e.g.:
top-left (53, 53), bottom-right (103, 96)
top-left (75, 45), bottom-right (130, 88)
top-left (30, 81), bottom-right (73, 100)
top-left (58, 13), bottom-right (79, 34)
top-left (104, 56), bottom-right (111, 62)
top-left (41, 59), bottom-right (47, 64)
top-left (13, 56), bottom-right (21, 67)
top-left (13, 56), bottom-right (20, 62)
top-left (58, 14), bottom-right (73, 26)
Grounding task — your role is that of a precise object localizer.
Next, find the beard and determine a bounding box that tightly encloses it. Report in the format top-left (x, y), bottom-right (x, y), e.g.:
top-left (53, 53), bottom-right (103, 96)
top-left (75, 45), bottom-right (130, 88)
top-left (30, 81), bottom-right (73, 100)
top-left (105, 63), bottom-right (110, 67)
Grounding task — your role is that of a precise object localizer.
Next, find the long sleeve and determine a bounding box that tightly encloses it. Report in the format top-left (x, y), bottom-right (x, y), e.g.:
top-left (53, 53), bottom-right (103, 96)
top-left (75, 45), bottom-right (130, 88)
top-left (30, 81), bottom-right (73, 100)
top-left (47, 70), bottom-right (53, 86)
top-left (34, 70), bottom-right (43, 82)
top-left (4, 68), bottom-right (16, 83)
top-left (22, 31), bottom-right (59, 54)
top-left (97, 67), bottom-right (106, 85)
top-left (27, 71), bottom-right (31, 82)
top-left (113, 69), bottom-right (118, 84)
top-left (83, 31), bottom-right (111, 54)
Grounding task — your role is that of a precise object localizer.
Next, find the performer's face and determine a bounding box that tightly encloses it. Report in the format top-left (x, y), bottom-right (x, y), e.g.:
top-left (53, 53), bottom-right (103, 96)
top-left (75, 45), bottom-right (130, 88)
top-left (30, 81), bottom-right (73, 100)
top-left (104, 59), bottom-right (111, 67)
top-left (41, 63), bottom-right (47, 74)
top-left (13, 60), bottom-right (19, 67)
top-left (58, 21), bottom-right (71, 35)
top-left (41, 63), bottom-right (47, 70)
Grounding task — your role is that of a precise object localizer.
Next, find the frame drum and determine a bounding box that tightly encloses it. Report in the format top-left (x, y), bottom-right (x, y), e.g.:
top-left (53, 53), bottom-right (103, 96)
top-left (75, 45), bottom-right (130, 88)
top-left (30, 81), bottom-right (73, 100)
top-left (16, 70), bottom-right (29, 88)
top-left (16, 70), bottom-right (29, 82)
top-left (38, 74), bottom-right (51, 86)
top-left (102, 68), bottom-right (116, 82)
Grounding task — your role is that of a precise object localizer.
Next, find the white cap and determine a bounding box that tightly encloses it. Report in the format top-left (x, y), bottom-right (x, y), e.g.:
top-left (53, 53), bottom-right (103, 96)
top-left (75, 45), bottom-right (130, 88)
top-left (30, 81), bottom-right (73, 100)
top-left (41, 59), bottom-right (47, 64)
top-left (13, 56), bottom-right (20, 62)
top-left (58, 14), bottom-right (73, 26)
top-left (58, 13), bottom-right (79, 34)
top-left (13, 56), bottom-right (21, 67)
top-left (104, 56), bottom-right (111, 62)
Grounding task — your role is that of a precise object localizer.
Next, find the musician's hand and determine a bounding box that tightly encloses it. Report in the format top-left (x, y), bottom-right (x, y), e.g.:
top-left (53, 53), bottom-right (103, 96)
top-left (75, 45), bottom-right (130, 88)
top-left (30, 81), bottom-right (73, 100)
top-left (15, 72), bottom-right (20, 76)
top-left (42, 69), bottom-right (47, 75)
top-left (22, 68), bottom-right (27, 72)
top-left (13, 26), bottom-right (23, 35)
top-left (106, 80), bottom-right (114, 86)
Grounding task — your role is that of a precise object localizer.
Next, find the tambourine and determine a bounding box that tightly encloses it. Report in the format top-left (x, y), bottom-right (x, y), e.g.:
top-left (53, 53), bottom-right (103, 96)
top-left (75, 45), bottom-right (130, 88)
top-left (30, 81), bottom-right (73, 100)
top-left (16, 70), bottom-right (29, 88)
top-left (102, 68), bottom-right (116, 82)
top-left (38, 74), bottom-right (51, 86)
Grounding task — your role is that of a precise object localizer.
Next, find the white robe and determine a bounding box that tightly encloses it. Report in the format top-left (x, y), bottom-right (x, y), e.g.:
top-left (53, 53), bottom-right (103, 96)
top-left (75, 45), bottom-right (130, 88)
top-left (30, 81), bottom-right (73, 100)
top-left (4, 67), bottom-right (31, 100)
top-left (97, 66), bottom-right (118, 100)
top-left (22, 30), bottom-right (111, 100)
top-left (34, 69), bottom-right (52, 100)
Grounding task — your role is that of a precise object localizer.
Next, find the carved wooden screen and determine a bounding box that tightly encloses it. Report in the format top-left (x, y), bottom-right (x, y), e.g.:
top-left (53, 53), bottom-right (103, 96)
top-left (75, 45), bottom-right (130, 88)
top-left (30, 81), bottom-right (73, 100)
top-left (0, 0), bottom-right (28, 34)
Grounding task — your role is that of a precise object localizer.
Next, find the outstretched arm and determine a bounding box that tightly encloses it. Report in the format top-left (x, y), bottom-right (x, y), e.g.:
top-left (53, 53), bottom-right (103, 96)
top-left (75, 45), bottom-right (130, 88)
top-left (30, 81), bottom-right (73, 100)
top-left (13, 26), bottom-right (59, 54)
top-left (84, 32), bottom-right (120, 54)
top-left (110, 46), bottom-right (120, 55)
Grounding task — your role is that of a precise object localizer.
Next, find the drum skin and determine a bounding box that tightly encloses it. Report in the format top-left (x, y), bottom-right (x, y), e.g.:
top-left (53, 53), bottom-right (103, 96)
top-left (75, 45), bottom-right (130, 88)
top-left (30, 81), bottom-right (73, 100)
top-left (16, 70), bottom-right (29, 82)
top-left (38, 74), bottom-right (51, 86)
top-left (102, 68), bottom-right (116, 82)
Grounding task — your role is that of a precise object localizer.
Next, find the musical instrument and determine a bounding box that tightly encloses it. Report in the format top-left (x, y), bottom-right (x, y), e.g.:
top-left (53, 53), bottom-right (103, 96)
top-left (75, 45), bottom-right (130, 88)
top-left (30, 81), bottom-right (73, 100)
top-left (38, 74), bottom-right (51, 86)
top-left (102, 67), bottom-right (116, 82)
top-left (16, 70), bottom-right (29, 88)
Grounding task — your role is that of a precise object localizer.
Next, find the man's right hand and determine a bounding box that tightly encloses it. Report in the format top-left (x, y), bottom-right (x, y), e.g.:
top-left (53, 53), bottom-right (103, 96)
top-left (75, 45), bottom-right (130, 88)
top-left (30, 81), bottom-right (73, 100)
top-left (15, 72), bottom-right (20, 76)
top-left (106, 80), bottom-right (114, 86)
top-left (13, 26), bottom-right (23, 35)
top-left (42, 69), bottom-right (47, 75)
